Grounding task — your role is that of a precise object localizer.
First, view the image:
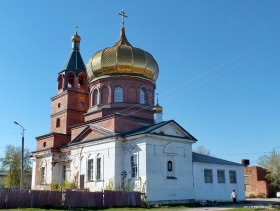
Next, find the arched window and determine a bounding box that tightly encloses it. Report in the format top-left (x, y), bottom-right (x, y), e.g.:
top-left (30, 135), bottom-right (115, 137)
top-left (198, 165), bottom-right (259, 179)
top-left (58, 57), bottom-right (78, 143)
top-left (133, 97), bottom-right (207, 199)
top-left (57, 75), bottom-right (63, 90)
top-left (131, 154), bottom-right (138, 178)
top-left (96, 155), bottom-right (102, 180)
top-left (78, 75), bottom-right (84, 88)
top-left (140, 88), bottom-right (146, 104)
top-left (67, 73), bottom-right (75, 88)
top-left (92, 89), bottom-right (98, 106)
top-left (167, 161), bottom-right (173, 172)
top-left (114, 87), bottom-right (123, 103)
top-left (56, 118), bottom-right (60, 128)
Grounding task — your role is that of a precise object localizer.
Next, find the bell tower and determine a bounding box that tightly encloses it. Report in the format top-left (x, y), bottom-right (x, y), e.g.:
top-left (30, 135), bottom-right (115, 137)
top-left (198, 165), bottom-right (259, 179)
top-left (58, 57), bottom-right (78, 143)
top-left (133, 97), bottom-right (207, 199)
top-left (50, 31), bottom-right (89, 134)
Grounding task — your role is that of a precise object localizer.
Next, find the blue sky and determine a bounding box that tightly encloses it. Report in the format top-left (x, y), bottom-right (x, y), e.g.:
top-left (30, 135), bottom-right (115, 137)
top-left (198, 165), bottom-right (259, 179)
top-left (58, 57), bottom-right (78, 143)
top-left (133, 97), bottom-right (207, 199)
top-left (0, 0), bottom-right (279, 165)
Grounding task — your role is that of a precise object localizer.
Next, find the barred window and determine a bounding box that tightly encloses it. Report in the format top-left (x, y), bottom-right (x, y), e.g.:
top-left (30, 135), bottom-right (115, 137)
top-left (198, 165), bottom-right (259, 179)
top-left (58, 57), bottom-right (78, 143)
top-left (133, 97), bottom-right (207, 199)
top-left (217, 170), bottom-right (225, 183)
top-left (204, 169), bottom-right (213, 183)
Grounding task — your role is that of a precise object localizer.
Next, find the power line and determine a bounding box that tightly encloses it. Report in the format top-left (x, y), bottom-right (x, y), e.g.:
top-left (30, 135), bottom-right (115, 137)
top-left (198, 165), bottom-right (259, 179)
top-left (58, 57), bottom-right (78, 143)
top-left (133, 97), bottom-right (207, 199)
top-left (92, 32), bottom-right (280, 126)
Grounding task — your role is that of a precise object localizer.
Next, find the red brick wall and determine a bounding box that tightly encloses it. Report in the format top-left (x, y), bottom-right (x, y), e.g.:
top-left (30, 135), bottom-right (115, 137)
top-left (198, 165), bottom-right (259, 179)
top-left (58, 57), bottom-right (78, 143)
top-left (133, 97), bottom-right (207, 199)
top-left (36, 133), bottom-right (70, 150)
top-left (86, 76), bottom-right (155, 121)
top-left (51, 90), bottom-right (89, 134)
top-left (36, 135), bottom-right (55, 151)
top-left (244, 166), bottom-right (272, 197)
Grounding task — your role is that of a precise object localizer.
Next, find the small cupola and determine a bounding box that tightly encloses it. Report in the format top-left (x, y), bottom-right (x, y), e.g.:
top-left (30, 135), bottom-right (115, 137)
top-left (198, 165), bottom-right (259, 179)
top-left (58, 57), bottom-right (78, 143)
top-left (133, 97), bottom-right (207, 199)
top-left (61, 31), bottom-right (86, 76)
top-left (153, 93), bottom-right (163, 123)
top-left (72, 31), bottom-right (81, 50)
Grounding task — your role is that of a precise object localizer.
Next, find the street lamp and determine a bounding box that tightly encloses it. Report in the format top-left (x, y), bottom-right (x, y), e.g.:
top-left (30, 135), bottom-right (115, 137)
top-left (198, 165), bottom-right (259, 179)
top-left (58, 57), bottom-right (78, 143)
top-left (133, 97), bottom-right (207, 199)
top-left (14, 121), bottom-right (25, 190)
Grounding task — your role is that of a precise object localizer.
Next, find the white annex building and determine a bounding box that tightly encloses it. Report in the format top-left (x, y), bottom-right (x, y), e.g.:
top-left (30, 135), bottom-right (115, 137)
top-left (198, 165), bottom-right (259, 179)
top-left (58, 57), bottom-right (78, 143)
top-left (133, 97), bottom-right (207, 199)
top-left (31, 12), bottom-right (245, 204)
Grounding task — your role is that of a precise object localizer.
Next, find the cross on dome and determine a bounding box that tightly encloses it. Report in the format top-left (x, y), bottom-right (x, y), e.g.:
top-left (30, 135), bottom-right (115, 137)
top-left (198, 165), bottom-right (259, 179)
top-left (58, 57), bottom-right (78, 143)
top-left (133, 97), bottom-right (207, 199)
top-left (156, 93), bottom-right (159, 104)
top-left (75, 26), bottom-right (79, 33)
top-left (118, 9), bottom-right (128, 28)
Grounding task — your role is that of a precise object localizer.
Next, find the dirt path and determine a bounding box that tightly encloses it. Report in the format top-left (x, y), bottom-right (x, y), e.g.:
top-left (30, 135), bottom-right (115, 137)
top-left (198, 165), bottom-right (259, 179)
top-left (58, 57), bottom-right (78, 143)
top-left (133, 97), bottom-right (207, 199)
top-left (180, 198), bottom-right (280, 211)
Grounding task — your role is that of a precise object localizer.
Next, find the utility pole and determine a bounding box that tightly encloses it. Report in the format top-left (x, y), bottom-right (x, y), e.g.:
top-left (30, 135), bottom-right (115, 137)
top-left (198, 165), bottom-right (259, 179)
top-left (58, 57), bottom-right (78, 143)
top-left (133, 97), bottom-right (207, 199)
top-left (14, 121), bottom-right (25, 190)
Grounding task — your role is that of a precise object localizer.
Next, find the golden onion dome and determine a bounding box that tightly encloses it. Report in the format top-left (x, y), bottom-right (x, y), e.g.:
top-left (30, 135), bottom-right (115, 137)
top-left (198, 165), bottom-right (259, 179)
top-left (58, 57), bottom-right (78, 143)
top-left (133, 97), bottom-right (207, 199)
top-left (72, 31), bottom-right (81, 42)
top-left (153, 103), bottom-right (163, 113)
top-left (86, 27), bottom-right (159, 83)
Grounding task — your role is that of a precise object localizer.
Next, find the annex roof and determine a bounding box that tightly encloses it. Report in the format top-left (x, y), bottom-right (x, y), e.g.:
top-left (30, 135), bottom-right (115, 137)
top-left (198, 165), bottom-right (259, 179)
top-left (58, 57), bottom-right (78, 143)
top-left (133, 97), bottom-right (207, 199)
top-left (192, 152), bottom-right (242, 166)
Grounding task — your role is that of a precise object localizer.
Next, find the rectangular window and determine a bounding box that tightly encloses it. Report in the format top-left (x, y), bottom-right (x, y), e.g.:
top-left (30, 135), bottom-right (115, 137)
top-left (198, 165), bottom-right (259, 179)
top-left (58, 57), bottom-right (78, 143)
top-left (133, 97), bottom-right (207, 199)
top-left (62, 165), bottom-right (66, 181)
top-left (87, 159), bottom-right (93, 181)
top-left (217, 170), bottom-right (225, 183)
top-left (40, 167), bottom-right (45, 184)
top-left (131, 154), bottom-right (138, 178)
top-left (204, 169), bottom-right (213, 183)
top-left (96, 157), bottom-right (101, 180)
top-left (229, 170), bottom-right (237, 183)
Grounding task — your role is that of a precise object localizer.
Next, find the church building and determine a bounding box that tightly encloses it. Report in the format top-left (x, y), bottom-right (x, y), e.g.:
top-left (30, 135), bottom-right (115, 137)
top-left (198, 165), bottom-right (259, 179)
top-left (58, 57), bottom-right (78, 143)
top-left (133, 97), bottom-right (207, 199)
top-left (31, 11), bottom-right (245, 204)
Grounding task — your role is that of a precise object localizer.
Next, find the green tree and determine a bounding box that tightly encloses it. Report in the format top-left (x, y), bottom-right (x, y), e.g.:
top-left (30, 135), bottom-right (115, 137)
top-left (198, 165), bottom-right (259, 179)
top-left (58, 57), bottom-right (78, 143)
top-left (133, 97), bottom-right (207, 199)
top-left (0, 145), bottom-right (32, 189)
top-left (193, 145), bottom-right (211, 155)
top-left (258, 150), bottom-right (280, 189)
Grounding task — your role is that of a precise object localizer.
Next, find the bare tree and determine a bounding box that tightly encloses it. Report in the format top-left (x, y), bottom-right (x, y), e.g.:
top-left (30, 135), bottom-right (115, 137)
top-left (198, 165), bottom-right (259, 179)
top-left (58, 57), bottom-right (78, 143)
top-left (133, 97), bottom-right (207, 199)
top-left (193, 145), bottom-right (211, 155)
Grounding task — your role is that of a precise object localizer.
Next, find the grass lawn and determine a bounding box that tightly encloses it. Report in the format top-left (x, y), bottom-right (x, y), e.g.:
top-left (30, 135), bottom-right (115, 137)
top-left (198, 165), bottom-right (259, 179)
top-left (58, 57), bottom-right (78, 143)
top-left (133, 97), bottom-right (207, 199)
top-left (5, 207), bottom-right (276, 211)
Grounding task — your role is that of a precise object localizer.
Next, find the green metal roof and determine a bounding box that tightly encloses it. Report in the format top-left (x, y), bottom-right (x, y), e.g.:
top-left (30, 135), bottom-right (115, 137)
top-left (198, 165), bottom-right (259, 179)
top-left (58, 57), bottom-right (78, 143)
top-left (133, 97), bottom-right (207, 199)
top-left (61, 49), bottom-right (86, 75)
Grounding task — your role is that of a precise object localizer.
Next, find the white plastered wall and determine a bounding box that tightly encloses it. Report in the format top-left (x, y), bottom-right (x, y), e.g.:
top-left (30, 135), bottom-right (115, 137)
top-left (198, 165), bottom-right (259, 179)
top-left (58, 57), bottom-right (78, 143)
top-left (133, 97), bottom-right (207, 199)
top-left (193, 162), bottom-right (245, 202)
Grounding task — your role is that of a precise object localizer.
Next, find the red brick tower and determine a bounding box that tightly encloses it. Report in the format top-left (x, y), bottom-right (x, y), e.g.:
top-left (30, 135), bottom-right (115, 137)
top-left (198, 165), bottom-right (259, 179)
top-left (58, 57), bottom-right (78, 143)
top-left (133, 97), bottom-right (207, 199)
top-left (50, 32), bottom-right (89, 134)
top-left (35, 32), bottom-right (89, 152)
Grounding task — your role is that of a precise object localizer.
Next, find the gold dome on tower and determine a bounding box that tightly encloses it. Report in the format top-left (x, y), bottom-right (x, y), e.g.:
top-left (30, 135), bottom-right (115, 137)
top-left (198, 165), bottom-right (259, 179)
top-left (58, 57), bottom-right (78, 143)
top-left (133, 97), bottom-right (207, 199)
top-left (153, 103), bottom-right (163, 113)
top-left (72, 31), bottom-right (81, 42)
top-left (86, 26), bottom-right (159, 83)
top-left (153, 93), bottom-right (163, 113)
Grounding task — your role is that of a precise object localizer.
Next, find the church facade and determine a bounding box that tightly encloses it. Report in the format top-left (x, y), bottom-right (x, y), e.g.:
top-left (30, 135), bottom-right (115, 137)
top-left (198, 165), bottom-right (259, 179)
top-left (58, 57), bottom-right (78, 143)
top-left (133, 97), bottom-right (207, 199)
top-left (31, 15), bottom-right (245, 203)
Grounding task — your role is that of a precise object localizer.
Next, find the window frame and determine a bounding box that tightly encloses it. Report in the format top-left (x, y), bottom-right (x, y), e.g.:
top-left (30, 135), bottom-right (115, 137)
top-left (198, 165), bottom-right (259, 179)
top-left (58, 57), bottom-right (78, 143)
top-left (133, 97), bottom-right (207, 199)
top-left (140, 88), bottom-right (146, 104)
top-left (229, 170), bottom-right (237, 183)
top-left (92, 89), bottom-right (98, 106)
top-left (62, 165), bottom-right (66, 181)
top-left (114, 86), bottom-right (123, 103)
top-left (131, 154), bottom-right (138, 178)
top-left (87, 159), bottom-right (94, 181)
top-left (217, 169), bottom-right (225, 183)
top-left (167, 160), bottom-right (173, 172)
top-left (204, 168), bottom-right (213, 183)
top-left (96, 157), bottom-right (101, 181)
